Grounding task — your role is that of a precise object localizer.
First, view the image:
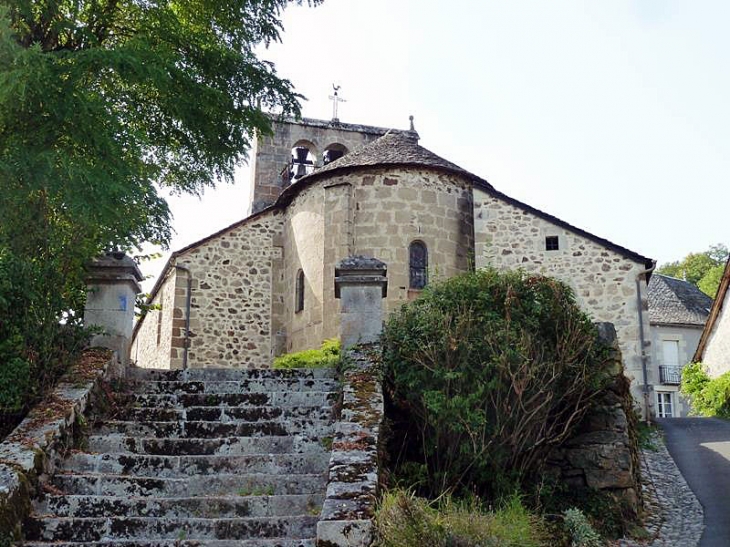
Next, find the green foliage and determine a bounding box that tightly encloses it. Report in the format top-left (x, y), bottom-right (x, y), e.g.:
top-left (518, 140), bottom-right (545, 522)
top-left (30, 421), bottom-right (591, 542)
top-left (382, 268), bottom-right (611, 499)
top-left (374, 489), bottom-right (545, 547)
top-left (562, 508), bottom-right (601, 547)
top-left (681, 362), bottom-right (730, 418)
top-left (0, 1), bottom-right (318, 420)
top-left (273, 338), bottom-right (340, 369)
top-left (657, 243), bottom-right (728, 297)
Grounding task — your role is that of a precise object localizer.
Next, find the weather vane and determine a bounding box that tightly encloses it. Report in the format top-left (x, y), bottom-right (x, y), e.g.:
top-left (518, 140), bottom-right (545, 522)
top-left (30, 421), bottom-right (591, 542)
top-left (329, 84), bottom-right (346, 122)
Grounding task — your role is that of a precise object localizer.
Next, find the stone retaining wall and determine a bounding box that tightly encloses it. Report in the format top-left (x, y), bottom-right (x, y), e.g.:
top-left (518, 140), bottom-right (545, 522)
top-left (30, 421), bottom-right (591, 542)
top-left (546, 323), bottom-right (641, 516)
top-left (0, 350), bottom-right (114, 541)
top-left (317, 347), bottom-right (384, 547)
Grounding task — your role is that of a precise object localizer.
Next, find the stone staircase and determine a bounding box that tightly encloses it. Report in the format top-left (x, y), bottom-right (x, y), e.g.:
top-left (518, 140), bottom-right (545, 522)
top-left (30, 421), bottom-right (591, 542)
top-left (22, 367), bottom-right (339, 546)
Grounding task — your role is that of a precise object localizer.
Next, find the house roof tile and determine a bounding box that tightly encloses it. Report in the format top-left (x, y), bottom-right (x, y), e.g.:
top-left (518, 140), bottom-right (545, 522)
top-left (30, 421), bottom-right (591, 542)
top-left (648, 274), bottom-right (713, 326)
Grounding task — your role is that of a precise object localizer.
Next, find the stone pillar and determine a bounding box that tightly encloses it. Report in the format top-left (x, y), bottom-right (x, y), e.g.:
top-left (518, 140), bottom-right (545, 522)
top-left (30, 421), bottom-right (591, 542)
top-left (84, 252), bottom-right (143, 368)
top-left (334, 256), bottom-right (388, 349)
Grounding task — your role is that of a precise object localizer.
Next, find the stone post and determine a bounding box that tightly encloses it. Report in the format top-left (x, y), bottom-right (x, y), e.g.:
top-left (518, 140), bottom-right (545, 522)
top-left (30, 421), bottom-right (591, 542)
top-left (84, 252), bottom-right (143, 370)
top-left (318, 256), bottom-right (387, 546)
top-left (334, 255), bottom-right (388, 349)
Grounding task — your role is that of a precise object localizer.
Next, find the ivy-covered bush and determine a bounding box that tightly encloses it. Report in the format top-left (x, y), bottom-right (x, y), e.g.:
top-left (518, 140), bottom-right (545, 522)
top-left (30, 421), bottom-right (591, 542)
top-left (273, 338), bottom-right (340, 369)
top-left (681, 362), bottom-right (730, 418)
top-left (382, 268), bottom-right (611, 498)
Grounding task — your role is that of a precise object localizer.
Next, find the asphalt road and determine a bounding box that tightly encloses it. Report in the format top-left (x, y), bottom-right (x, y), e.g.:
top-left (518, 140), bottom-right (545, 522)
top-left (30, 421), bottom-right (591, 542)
top-left (659, 417), bottom-right (730, 547)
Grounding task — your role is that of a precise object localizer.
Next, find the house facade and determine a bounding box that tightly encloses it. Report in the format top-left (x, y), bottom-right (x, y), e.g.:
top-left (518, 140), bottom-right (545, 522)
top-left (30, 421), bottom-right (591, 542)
top-left (131, 116), bottom-right (655, 410)
top-left (694, 258), bottom-right (730, 378)
top-left (647, 274), bottom-right (713, 417)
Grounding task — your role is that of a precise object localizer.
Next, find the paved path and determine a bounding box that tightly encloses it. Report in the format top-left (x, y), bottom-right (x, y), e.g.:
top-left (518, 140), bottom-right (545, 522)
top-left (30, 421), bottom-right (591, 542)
top-left (659, 417), bottom-right (730, 547)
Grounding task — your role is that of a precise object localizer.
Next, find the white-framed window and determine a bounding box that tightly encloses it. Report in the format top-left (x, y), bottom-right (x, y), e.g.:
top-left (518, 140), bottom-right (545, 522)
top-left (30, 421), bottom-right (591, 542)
top-left (657, 392), bottom-right (674, 418)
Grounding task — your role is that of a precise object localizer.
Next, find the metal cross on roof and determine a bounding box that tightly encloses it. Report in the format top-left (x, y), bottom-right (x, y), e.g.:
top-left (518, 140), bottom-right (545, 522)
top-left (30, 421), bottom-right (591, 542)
top-left (328, 84), bottom-right (346, 122)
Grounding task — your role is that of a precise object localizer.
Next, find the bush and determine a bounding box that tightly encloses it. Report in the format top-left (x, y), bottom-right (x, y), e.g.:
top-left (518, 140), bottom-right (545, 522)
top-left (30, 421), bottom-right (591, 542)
top-left (0, 248), bottom-right (88, 436)
top-left (562, 508), bottom-right (601, 547)
top-left (374, 489), bottom-right (545, 547)
top-left (382, 268), bottom-right (611, 498)
top-left (681, 362), bottom-right (730, 418)
top-left (273, 338), bottom-right (340, 369)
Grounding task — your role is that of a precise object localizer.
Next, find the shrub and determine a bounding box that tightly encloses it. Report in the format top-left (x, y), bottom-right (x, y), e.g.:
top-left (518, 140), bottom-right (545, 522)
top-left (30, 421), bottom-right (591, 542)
top-left (273, 338), bottom-right (340, 369)
top-left (374, 489), bottom-right (545, 547)
top-left (681, 362), bottom-right (730, 418)
top-left (382, 268), bottom-right (611, 498)
top-left (562, 508), bottom-right (601, 547)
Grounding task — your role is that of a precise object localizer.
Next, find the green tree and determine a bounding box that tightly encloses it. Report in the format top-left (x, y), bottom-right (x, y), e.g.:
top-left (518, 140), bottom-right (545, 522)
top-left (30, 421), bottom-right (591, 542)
top-left (0, 0), bottom-right (317, 413)
top-left (657, 243), bottom-right (728, 297)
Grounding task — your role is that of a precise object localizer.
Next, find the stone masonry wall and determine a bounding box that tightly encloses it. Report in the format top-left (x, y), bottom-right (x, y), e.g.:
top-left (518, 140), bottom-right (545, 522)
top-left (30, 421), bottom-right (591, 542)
top-left (131, 211), bottom-right (285, 370)
top-left (282, 167), bottom-right (474, 353)
top-left (282, 184), bottom-right (326, 352)
top-left (177, 211), bottom-right (284, 368)
top-left (546, 323), bottom-right (641, 518)
top-left (130, 271), bottom-right (176, 369)
top-left (702, 287), bottom-right (730, 378)
top-left (473, 187), bottom-right (651, 407)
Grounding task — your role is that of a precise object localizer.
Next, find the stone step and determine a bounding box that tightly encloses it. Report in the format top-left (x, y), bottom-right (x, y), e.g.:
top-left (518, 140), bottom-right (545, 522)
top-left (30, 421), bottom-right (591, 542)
top-left (23, 515), bottom-right (319, 542)
top-left (112, 404), bottom-right (335, 423)
top-left (120, 391), bottom-right (339, 409)
top-left (35, 494), bottom-right (324, 519)
top-left (86, 434), bottom-right (328, 456)
top-left (127, 367), bottom-right (336, 383)
top-left (95, 418), bottom-right (333, 439)
top-left (61, 451), bottom-right (332, 478)
top-left (21, 539), bottom-right (315, 547)
top-left (52, 473), bottom-right (327, 497)
top-left (130, 378), bottom-right (339, 395)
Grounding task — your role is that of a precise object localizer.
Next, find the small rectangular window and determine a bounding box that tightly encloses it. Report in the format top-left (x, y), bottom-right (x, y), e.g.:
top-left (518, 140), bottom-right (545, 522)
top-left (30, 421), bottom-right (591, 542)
top-left (545, 236), bottom-right (559, 251)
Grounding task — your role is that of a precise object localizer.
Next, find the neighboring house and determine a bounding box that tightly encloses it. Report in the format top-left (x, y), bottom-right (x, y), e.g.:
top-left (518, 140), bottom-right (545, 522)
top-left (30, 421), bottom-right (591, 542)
top-left (694, 258), bottom-right (730, 378)
top-left (648, 274), bottom-right (713, 417)
top-left (131, 116), bottom-right (655, 411)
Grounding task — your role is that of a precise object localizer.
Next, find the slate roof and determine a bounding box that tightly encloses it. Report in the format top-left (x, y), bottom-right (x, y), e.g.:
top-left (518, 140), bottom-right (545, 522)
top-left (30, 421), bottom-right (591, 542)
top-left (648, 273), bottom-right (713, 326)
top-left (277, 131), bottom-right (494, 205)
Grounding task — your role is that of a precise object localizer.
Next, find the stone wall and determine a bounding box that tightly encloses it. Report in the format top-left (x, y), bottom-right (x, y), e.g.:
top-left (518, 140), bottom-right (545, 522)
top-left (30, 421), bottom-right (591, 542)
top-left (133, 211), bottom-right (285, 369)
top-left (178, 211), bottom-right (284, 368)
top-left (701, 287), bottom-right (730, 377)
top-left (283, 183), bottom-right (326, 352)
top-left (546, 323), bottom-right (641, 517)
top-left (131, 270), bottom-right (176, 369)
top-left (473, 187), bottom-right (651, 407)
top-left (249, 118), bottom-right (388, 214)
top-left (282, 167), bottom-right (474, 353)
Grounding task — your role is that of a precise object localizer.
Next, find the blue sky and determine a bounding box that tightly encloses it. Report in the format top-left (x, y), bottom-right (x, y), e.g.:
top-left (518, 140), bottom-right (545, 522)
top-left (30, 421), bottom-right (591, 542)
top-left (143, 1), bottom-right (730, 288)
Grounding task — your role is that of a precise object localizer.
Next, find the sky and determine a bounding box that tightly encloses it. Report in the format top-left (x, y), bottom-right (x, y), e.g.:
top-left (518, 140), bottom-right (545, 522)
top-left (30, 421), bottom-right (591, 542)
top-left (142, 0), bottom-right (730, 290)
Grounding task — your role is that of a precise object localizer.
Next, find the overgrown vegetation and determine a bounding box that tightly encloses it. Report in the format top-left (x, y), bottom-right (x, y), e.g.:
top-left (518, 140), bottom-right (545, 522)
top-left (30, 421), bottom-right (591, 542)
top-left (0, 1), bottom-right (319, 428)
top-left (382, 268), bottom-right (612, 500)
top-left (273, 339), bottom-right (340, 369)
top-left (562, 508), bottom-right (601, 547)
top-left (681, 362), bottom-right (730, 418)
top-left (374, 489), bottom-right (545, 547)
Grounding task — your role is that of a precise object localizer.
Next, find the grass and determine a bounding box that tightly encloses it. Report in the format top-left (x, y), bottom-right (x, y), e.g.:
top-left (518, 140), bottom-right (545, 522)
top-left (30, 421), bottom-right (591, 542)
top-left (637, 421), bottom-right (660, 451)
top-left (374, 490), bottom-right (545, 547)
top-left (273, 339), bottom-right (340, 369)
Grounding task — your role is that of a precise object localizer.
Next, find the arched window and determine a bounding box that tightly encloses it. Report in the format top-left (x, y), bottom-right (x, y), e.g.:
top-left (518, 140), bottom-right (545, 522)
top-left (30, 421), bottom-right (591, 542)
top-left (295, 269), bottom-right (305, 313)
top-left (409, 241), bottom-right (428, 289)
top-left (323, 143), bottom-right (348, 165)
top-left (289, 141), bottom-right (317, 183)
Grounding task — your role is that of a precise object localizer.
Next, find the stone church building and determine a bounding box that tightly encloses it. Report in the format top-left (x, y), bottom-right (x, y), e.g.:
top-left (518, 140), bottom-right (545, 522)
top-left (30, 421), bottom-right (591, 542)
top-left (131, 116), bottom-right (655, 406)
